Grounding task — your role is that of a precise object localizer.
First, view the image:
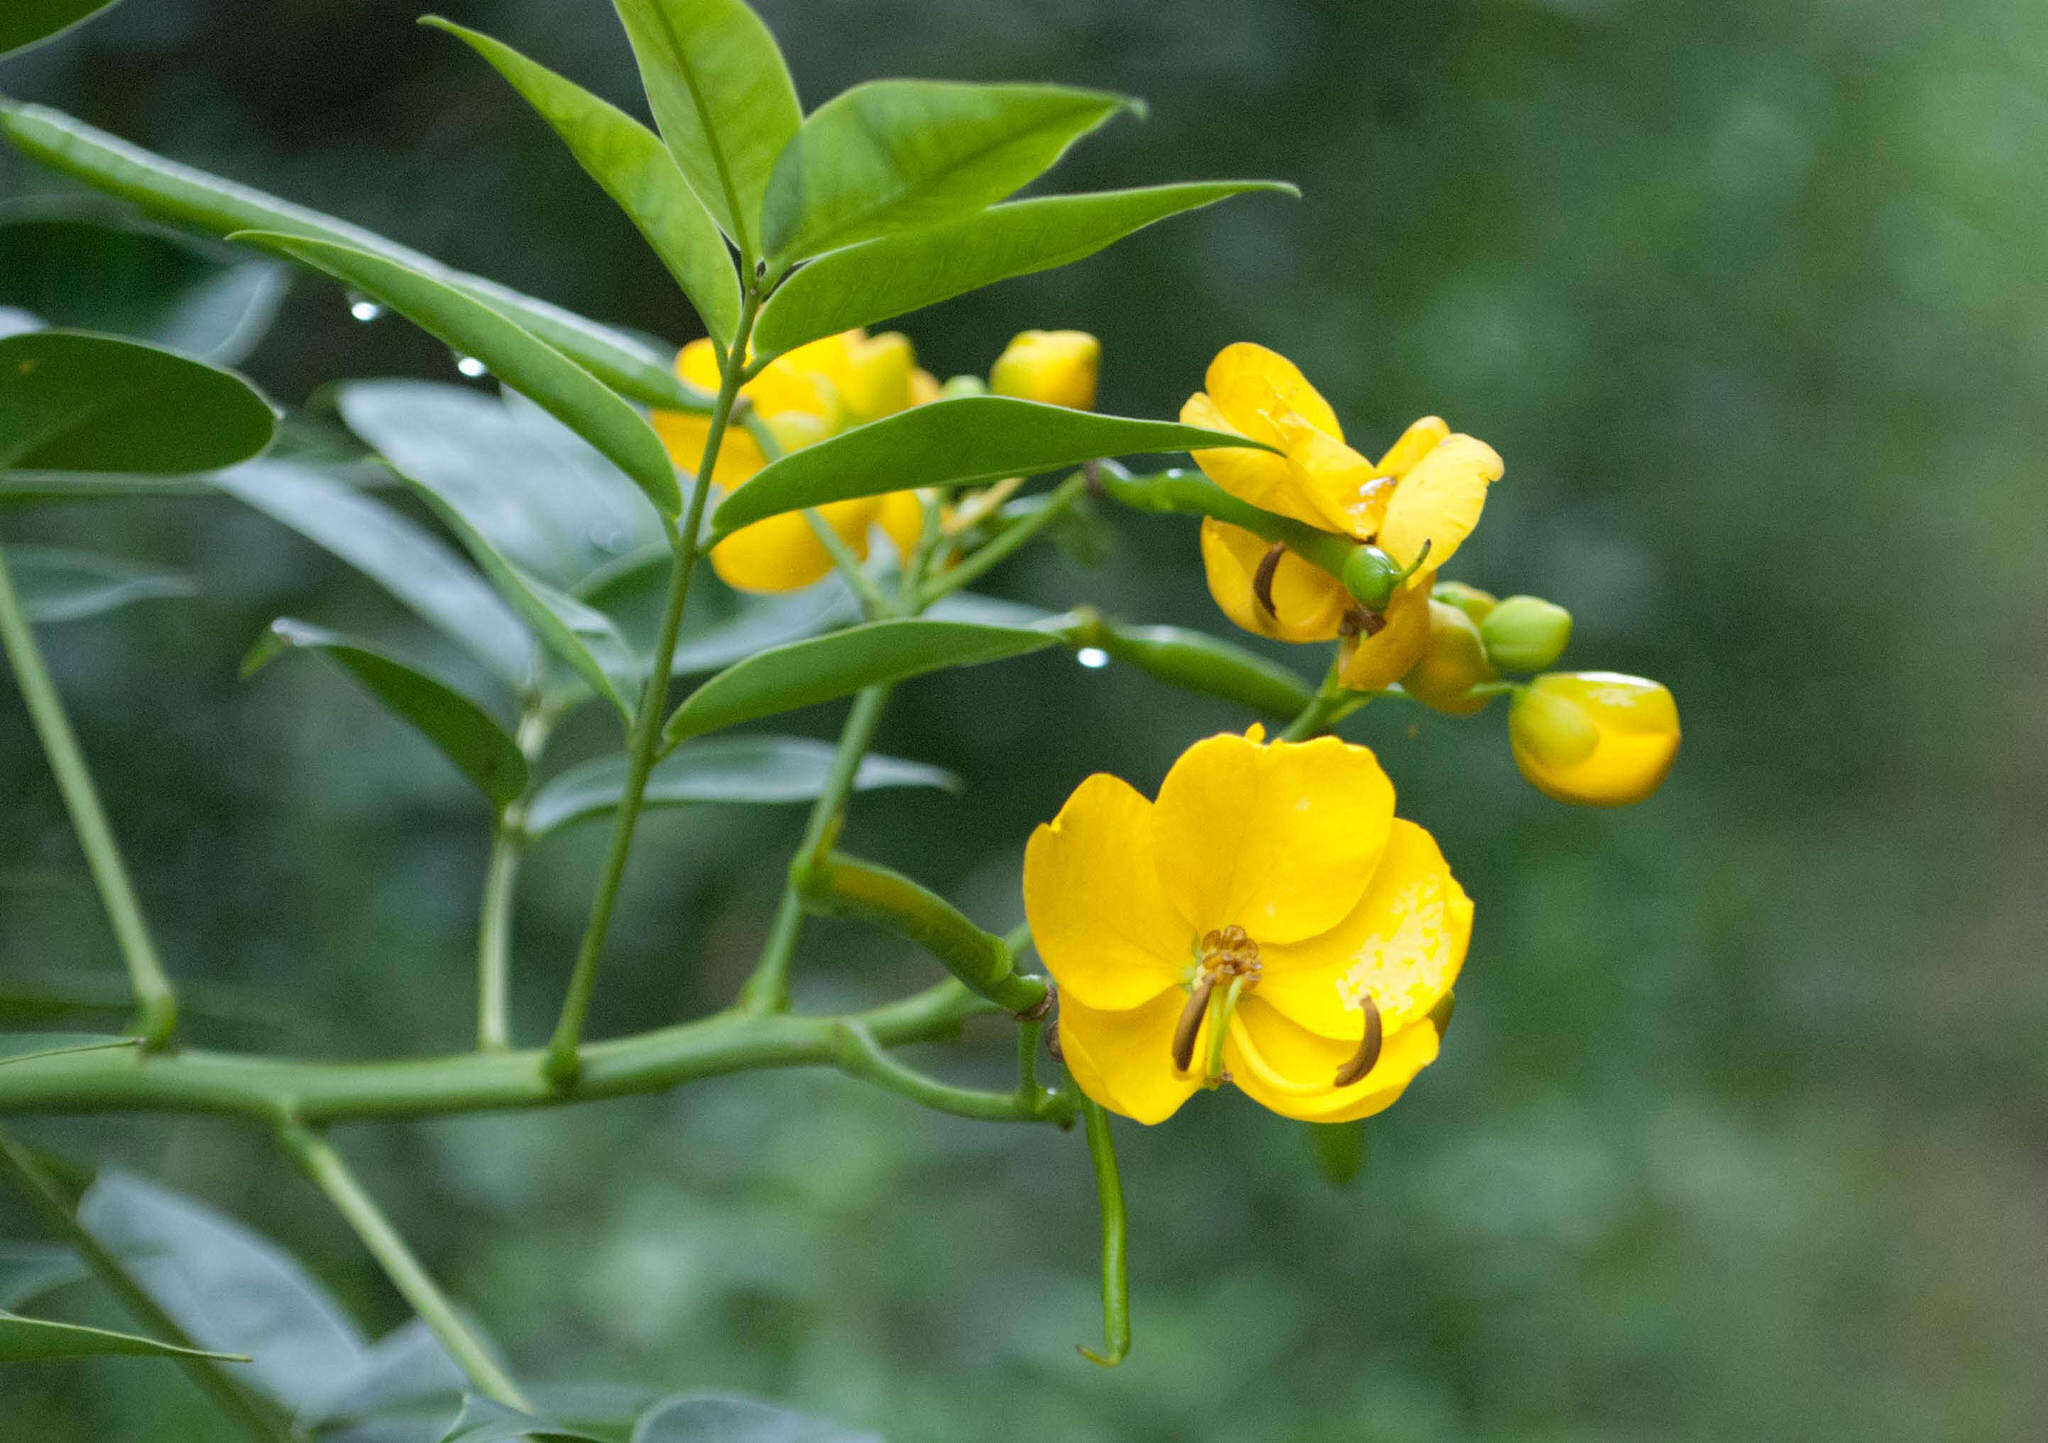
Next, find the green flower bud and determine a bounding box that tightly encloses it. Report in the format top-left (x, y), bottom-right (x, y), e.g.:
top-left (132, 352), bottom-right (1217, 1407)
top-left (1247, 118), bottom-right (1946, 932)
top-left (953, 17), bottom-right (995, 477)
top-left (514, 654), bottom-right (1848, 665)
top-left (1430, 580), bottom-right (1497, 625)
top-left (939, 374), bottom-right (988, 400)
top-left (1401, 600), bottom-right (1499, 716)
top-left (1480, 595), bottom-right (1573, 672)
top-left (1341, 545), bottom-right (1403, 611)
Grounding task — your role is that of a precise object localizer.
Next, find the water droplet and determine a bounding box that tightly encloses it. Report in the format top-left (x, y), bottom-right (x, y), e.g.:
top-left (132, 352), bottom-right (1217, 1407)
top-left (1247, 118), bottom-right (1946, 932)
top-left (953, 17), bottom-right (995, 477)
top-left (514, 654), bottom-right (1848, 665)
top-left (347, 294), bottom-right (384, 322)
top-left (455, 355), bottom-right (488, 378)
top-left (1076, 647), bottom-right (1110, 670)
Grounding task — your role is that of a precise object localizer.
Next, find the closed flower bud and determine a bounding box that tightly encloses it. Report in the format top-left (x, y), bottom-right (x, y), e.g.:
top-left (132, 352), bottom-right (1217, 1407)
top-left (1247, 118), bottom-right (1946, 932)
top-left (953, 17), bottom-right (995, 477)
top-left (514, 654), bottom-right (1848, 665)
top-left (990, 329), bottom-right (1100, 410)
top-left (1509, 672), bottom-right (1679, 807)
top-left (1479, 595), bottom-right (1573, 672)
top-left (1430, 580), bottom-right (1497, 625)
top-left (1402, 600), bottom-right (1498, 716)
top-left (939, 373), bottom-right (988, 400)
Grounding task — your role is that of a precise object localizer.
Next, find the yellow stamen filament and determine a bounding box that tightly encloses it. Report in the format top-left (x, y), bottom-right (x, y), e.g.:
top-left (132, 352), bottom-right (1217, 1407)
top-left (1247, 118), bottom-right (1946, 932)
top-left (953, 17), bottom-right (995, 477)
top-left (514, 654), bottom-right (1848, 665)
top-left (1332, 996), bottom-right (1383, 1088)
top-left (1203, 974), bottom-right (1249, 1086)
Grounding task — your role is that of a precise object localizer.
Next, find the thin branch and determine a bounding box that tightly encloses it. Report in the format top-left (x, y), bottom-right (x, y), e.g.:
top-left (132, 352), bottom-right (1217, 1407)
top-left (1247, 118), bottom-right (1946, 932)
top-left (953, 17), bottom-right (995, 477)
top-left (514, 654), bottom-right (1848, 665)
top-left (1076, 1099), bottom-right (1130, 1366)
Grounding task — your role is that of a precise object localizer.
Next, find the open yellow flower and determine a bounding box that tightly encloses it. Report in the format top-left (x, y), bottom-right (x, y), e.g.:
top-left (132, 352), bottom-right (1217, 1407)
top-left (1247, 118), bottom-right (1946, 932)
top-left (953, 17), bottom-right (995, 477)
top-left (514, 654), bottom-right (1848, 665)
top-left (1024, 727), bottom-right (1471, 1124)
top-left (1509, 671), bottom-right (1680, 807)
top-left (1184, 344), bottom-right (1502, 688)
top-left (653, 330), bottom-right (936, 593)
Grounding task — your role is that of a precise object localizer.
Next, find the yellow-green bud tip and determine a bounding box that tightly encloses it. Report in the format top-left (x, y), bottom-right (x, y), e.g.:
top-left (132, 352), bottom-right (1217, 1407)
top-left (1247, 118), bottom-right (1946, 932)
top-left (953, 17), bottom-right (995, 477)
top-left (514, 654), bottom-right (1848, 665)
top-left (1480, 594), bottom-right (1573, 672)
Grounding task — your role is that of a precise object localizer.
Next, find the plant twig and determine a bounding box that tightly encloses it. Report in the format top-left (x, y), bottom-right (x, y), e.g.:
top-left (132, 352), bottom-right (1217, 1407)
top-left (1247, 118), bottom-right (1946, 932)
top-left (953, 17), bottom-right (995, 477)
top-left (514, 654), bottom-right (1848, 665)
top-left (1077, 1098), bottom-right (1130, 1366)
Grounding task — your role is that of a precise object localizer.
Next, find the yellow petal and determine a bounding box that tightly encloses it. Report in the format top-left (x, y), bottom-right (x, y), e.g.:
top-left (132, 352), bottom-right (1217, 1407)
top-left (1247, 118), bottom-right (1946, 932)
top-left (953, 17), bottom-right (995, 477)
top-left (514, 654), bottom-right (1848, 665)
top-left (1199, 519), bottom-right (1349, 643)
top-left (1204, 342), bottom-right (1342, 441)
top-left (1336, 574), bottom-right (1432, 691)
top-left (677, 337), bottom-right (723, 392)
top-left (653, 409), bottom-right (767, 488)
top-left (1225, 999), bottom-right (1440, 1121)
top-left (909, 368), bottom-right (942, 406)
top-left (1024, 773), bottom-right (1189, 1011)
top-left (990, 329), bottom-right (1100, 410)
top-left (708, 499), bottom-right (876, 594)
top-left (1509, 672), bottom-right (1680, 807)
top-left (1256, 818), bottom-right (1472, 1039)
top-left (1270, 408), bottom-right (1390, 539)
top-left (839, 331), bottom-right (918, 423)
top-left (1375, 415), bottom-right (1448, 478)
top-left (1057, 986), bottom-right (1203, 1125)
top-left (1181, 392), bottom-right (1315, 525)
top-left (1376, 433), bottom-right (1501, 570)
top-left (1149, 731), bottom-right (1394, 946)
top-left (873, 489), bottom-right (928, 562)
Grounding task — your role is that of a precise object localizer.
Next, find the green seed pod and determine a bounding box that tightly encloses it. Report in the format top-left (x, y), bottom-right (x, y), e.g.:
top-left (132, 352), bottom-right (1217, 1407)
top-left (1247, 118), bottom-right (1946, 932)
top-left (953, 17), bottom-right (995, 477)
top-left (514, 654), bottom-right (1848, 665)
top-left (1341, 545), bottom-right (1403, 610)
top-left (1480, 595), bottom-right (1573, 672)
top-left (1431, 580), bottom-right (1498, 625)
top-left (1402, 600), bottom-right (1498, 716)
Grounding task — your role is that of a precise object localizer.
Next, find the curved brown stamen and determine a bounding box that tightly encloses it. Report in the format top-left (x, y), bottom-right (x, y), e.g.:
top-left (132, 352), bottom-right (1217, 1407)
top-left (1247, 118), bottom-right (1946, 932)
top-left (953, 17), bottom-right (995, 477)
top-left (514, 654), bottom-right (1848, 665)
top-left (1251, 543), bottom-right (1287, 618)
top-left (1170, 976), bottom-right (1215, 1074)
top-left (1333, 996), bottom-right (1382, 1087)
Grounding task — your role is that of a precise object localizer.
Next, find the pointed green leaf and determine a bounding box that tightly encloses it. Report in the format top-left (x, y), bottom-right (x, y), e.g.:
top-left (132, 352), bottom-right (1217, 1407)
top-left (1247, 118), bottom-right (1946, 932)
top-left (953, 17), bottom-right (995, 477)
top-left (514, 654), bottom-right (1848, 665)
top-left (762, 81), bottom-right (1134, 265)
top-left (668, 583), bottom-right (861, 676)
top-left (0, 1033), bottom-right (139, 1065)
top-left (756, 181), bottom-right (1293, 354)
top-left (211, 459), bottom-right (534, 688)
top-left (244, 619), bottom-right (530, 806)
top-left (664, 617), bottom-right (1060, 744)
top-left (709, 396), bottom-right (1267, 538)
top-left (4, 545), bottom-right (193, 624)
top-left (0, 100), bottom-right (705, 412)
top-left (525, 737), bottom-right (957, 837)
top-left (610, 0), bottom-right (802, 264)
top-left (231, 233), bottom-right (682, 518)
top-left (424, 18), bottom-right (742, 346)
top-left (0, 1310), bottom-right (250, 1363)
top-left (0, 0), bottom-right (123, 58)
top-left (0, 331), bottom-right (276, 473)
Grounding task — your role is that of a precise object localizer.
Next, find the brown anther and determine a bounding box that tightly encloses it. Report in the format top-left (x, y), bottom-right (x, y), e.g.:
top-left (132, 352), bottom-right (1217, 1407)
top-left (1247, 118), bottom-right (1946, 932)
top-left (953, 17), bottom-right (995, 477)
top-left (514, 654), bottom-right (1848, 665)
top-left (1252, 542), bottom-right (1287, 618)
top-left (1339, 605), bottom-right (1386, 640)
top-left (1170, 975), bottom-right (1215, 1074)
top-left (1045, 1019), bottom-right (1064, 1062)
top-left (1333, 996), bottom-right (1383, 1087)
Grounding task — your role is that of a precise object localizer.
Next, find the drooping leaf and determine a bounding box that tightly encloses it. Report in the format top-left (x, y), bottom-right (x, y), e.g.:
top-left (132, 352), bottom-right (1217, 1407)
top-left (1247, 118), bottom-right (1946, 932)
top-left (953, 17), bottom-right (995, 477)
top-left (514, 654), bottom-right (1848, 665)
top-left (4, 545), bottom-right (193, 624)
top-left (0, 1032), bottom-right (138, 1066)
top-left (524, 737), bottom-right (958, 837)
top-left (755, 181), bottom-right (1293, 354)
top-left (232, 234), bottom-right (682, 518)
top-left (0, 1243), bottom-right (85, 1310)
top-left (0, 101), bottom-right (702, 411)
top-left (709, 396), bottom-right (1266, 538)
top-left (610, 0), bottom-right (802, 264)
top-left (0, 0), bottom-right (123, 58)
top-left (77, 1170), bottom-right (371, 1408)
top-left (0, 215), bottom-right (288, 364)
top-left (631, 1393), bottom-right (881, 1443)
top-left (761, 80), bottom-right (1133, 266)
top-left (424, 18), bottom-right (741, 346)
top-left (0, 1310), bottom-right (250, 1363)
top-left (243, 620), bottom-right (530, 807)
top-left (211, 458), bottom-right (534, 688)
top-left (0, 330), bottom-right (277, 473)
top-left (664, 616), bottom-right (1060, 744)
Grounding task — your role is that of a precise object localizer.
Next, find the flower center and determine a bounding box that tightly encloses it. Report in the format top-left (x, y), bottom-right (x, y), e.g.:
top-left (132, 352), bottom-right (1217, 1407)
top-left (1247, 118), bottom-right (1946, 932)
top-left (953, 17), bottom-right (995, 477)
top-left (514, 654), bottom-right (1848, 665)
top-left (1171, 926), bottom-right (1263, 1083)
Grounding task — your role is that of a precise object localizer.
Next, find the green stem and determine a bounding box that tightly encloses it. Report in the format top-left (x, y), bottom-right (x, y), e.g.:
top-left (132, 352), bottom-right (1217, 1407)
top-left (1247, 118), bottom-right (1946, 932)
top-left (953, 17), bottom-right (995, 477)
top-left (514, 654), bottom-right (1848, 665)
top-left (1094, 461), bottom-right (1361, 583)
top-left (802, 508), bottom-right (893, 616)
top-left (0, 982), bottom-right (997, 1123)
top-left (737, 684), bottom-right (892, 1015)
top-left (276, 1123), bottom-right (529, 1411)
top-left (0, 1126), bottom-right (291, 1442)
top-left (830, 1021), bottom-right (1073, 1125)
top-left (477, 705), bottom-right (548, 1052)
top-left (0, 540), bottom-right (178, 1049)
top-left (1278, 653), bottom-right (1366, 741)
top-left (917, 473), bottom-right (1088, 606)
top-left (544, 285), bottom-right (762, 1084)
top-left (1060, 607), bottom-right (1315, 719)
top-left (1077, 1098), bottom-right (1130, 1367)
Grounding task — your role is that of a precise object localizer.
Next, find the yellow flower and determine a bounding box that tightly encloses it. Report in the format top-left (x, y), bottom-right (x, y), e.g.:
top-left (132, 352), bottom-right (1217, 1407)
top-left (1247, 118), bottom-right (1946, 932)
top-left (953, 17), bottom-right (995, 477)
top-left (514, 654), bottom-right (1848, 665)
top-left (1184, 344), bottom-right (1502, 687)
top-left (653, 330), bottom-right (936, 593)
top-left (1024, 727), bottom-right (1471, 1124)
top-left (990, 329), bottom-right (1100, 410)
top-left (1509, 672), bottom-right (1680, 807)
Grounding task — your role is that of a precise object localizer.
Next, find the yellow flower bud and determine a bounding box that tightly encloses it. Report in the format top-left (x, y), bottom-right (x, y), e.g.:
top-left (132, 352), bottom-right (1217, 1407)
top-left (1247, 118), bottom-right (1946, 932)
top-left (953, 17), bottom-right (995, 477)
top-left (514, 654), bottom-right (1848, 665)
top-left (1479, 595), bottom-right (1573, 673)
top-left (990, 329), bottom-right (1100, 410)
top-left (1401, 600), bottom-right (1499, 716)
top-left (1509, 672), bottom-right (1679, 807)
top-left (1430, 580), bottom-right (1497, 625)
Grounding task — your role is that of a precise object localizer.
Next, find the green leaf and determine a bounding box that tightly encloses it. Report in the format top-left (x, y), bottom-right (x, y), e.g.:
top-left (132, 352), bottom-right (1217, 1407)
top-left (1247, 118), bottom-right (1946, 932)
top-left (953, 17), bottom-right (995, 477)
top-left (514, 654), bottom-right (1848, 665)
top-left (211, 458), bottom-right (534, 688)
top-left (0, 1243), bottom-right (85, 1310)
top-left (441, 1394), bottom-right (612, 1443)
top-left (668, 582), bottom-right (861, 676)
top-left (423, 18), bottom-right (741, 346)
top-left (0, 214), bottom-right (288, 365)
top-left (0, 1311), bottom-right (250, 1364)
top-left (0, 0), bottom-right (122, 58)
top-left (0, 1032), bottom-right (139, 1065)
top-left (0, 470), bottom-right (223, 505)
top-left (761, 80), bottom-right (1134, 266)
top-left (232, 233), bottom-right (682, 519)
top-left (0, 330), bottom-right (277, 473)
top-left (243, 619), bottom-right (530, 807)
top-left (664, 616), bottom-right (1060, 745)
top-left (709, 396), bottom-right (1266, 539)
top-left (295, 1318), bottom-right (465, 1432)
top-left (4, 545), bottom-right (192, 624)
top-left (610, 0), bottom-right (802, 264)
top-left (632, 1393), bottom-right (880, 1443)
top-left (756, 181), bottom-right (1293, 354)
top-left (0, 101), bottom-right (703, 412)
top-left (524, 737), bottom-right (958, 837)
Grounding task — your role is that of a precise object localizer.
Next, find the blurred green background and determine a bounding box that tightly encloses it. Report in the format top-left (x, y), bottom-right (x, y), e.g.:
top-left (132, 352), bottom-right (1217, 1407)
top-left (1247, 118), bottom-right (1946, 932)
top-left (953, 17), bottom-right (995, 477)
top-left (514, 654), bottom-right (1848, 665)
top-left (4, 0), bottom-right (2046, 1438)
